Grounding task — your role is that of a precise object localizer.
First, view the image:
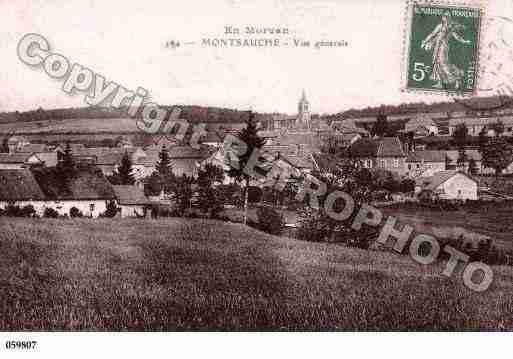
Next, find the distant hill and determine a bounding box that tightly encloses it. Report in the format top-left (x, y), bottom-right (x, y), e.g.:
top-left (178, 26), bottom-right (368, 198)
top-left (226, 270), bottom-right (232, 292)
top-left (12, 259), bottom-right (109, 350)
top-left (0, 105), bottom-right (274, 125)
top-left (322, 95), bottom-right (513, 122)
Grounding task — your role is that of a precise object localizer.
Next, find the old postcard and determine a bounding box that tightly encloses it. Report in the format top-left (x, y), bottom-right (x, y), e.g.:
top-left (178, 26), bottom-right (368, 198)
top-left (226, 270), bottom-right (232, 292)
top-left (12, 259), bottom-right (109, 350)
top-left (1, 0), bottom-right (513, 355)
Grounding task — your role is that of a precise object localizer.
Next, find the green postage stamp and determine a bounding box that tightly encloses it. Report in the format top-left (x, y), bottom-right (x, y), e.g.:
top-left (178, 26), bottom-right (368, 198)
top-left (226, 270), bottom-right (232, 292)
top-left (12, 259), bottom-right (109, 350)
top-left (404, 1), bottom-right (485, 95)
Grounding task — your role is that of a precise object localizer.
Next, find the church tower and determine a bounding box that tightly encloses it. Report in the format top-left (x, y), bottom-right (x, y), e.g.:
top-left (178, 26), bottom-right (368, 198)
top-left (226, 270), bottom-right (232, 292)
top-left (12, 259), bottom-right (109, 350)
top-left (296, 90), bottom-right (311, 130)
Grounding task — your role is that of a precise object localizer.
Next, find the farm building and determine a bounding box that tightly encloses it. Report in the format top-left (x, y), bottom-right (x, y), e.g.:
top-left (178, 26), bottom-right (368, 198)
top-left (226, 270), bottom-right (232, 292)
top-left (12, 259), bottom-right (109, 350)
top-left (0, 167), bottom-right (117, 217)
top-left (347, 137), bottom-right (407, 176)
top-left (406, 150), bottom-right (446, 178)
top-left (113, 185), bottom-right (150, 218)
top-left (0, 169), bottom-right (48, 211)
top-left (415, 170), bottom-right (478, 200)
top-left (404, 115), bottom-right (439, 136)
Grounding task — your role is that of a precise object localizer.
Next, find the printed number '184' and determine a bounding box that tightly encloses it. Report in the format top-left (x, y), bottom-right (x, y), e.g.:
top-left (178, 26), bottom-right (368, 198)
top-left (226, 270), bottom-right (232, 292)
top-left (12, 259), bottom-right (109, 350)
top-left (412, 62), bottom-right (426, 82)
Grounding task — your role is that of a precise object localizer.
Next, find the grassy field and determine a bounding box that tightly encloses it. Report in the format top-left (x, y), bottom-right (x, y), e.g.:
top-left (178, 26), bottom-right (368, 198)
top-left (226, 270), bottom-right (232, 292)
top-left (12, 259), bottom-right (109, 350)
top-left (1, 217), bottom-right (512, 331)
top-left (382, 204), bottom-right (513, 248)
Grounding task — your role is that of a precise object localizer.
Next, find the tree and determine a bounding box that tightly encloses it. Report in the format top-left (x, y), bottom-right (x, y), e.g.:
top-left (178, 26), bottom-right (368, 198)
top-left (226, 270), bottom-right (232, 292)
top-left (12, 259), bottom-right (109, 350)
top-left (452, 123), bottom-right (468, 148)
top-left (173, 174), bottom-right (194, 216)
top-left (296, 158), bottom-right (377, 245)
top-left (482, 137), bottom-right (513, 177)
top-left (445, 154), bottom-right (452, 170)
top-left (155, 146), bottom-right (173, 179)
top-left (113, 151), bottom-right (135, 185)
top-left (57, 142), bottom-right (76, 181)
top-left (371, 113), bottom-right (388, 137)
top-left (196, 163), bottom-right (225, 218)
top-left (457, 148), bottom-right (468, 169)
top-left (226, 111), bottom-right (266, 225)
top-left (490, 120), bottom-right (505, 137)
top-left (478, 127), bottom-right (488, 155)
top-left (468, 157), bottom-right (479, 175)
top-left (154, 146), bottom-right (175, 194)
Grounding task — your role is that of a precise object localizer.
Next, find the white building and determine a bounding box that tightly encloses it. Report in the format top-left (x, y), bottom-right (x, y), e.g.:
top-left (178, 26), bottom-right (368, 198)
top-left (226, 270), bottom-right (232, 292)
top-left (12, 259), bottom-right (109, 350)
top-left (415, 170), bottom-right (478, 200)
top-left (0, 168), bottom-right (116, 217)
top-left (113, 185), bottom-right (150, 218)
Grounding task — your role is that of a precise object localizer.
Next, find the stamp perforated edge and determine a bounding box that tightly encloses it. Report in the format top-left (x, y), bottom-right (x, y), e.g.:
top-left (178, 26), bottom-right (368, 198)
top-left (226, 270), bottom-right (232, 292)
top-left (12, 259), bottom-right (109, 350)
top-left (401, 0), bottom-right (489, 97)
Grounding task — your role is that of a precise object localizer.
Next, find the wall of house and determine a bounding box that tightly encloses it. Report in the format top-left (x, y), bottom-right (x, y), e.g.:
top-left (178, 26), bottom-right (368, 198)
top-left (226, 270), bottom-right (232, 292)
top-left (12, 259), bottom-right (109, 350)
top-left (0, 163), bottom-right (25, 169)
top-left (375, 157), bottom-right (406, 176)
top-left (438, 174), bottom-right (478, 200)
top-left (407, 161), bottom-right (445, 177)
top-left (0, 200), bottom-right (110, 217)
top-left (120, 205), bottom-right (146, 218)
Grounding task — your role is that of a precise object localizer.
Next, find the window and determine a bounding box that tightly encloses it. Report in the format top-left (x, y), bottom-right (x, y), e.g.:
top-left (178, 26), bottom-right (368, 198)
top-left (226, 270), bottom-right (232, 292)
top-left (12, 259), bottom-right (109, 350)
top-left (363, 159), bottom-right (373, 168)
top-left (379, 159), bottom-right (385, 168)
top-left (89, 204), bottom-right (95, 213)
top-left (394, 159), bottom-right (400, 168)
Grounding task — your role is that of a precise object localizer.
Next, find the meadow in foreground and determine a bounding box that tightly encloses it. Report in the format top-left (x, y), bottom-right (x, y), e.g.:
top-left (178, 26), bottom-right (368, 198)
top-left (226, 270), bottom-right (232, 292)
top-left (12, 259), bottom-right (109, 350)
top-left (0, 218), bottom-right (512, 330)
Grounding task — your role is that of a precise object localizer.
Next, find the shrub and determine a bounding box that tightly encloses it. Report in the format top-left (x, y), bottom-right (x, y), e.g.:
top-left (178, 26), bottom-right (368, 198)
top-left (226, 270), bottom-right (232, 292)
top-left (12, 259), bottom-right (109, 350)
top-left (333, 226), bottom-right (378, 250)
top-left (19, 205), bottom-right (37, 217)
top-left (255, 206), bottom-right (285, 235)
top-left (43, 207), bottom-right (59, 218)
top-left (3, 204), bottom-right (37, 217)
top-left (247, 186), bottom-right (263, 203)
top-left (102, 200), bottom-right (118, 218)
top-left (296, 210), bottom-right (330, 242)
top-left (69, 207), bottom-right (83, 218)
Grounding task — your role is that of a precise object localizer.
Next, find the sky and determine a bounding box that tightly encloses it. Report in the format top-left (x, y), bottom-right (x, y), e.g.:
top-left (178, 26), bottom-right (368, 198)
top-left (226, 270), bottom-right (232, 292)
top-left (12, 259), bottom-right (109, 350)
top-left (1, 0), bottom-right (513, 115)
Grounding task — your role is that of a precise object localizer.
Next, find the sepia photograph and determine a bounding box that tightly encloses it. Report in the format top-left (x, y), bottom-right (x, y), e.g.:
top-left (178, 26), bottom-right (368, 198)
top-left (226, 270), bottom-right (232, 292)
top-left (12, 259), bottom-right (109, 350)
top-left (0, 0), bottom-right (512, 356)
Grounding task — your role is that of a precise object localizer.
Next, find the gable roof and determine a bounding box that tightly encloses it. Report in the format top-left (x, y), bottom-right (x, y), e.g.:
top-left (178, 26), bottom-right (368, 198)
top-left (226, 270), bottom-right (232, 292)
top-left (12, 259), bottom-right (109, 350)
top-left (445, 149), bottom-right (482, 162)
top-left (405, 116), bottom-right (437, 132)
top-left (32, 167), bottom-right (116, 200)
top-left (0, 169), bottom-right (46, 200)
top-left (33, 152), bottom-right (58, 167)
top-left (113, 185), bottom-right (150, 205)
top-left (419, 170), bottom-right (476, 191)
top-left (407, 150), bottom-right (446, 163)
top-left (350, 137), bottom-right (405, 158)
top-left (18, 143), bottom-right (48, 153)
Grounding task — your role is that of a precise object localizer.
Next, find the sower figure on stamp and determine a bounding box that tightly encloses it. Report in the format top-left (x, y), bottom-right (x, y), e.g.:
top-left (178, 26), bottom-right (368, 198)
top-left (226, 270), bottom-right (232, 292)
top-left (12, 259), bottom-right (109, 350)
top-left (421, 11), bottom-right (471, 90)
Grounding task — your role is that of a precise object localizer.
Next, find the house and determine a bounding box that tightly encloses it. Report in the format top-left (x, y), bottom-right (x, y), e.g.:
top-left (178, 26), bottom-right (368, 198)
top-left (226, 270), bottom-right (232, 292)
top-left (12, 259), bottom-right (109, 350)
top-left (18, 143), bottom-right (49, 153)
top-left (444, 149), bottom-right (499, 175)
top-left (6, 136), bottom-right (30, 153)
top-left (348, 137), bottom-right (407, 175)
top-left (406, 150), bottom-right (446, 177)
top-left (0, 167), bottom-right (116, 217)
top-left (404, 115), bottom-right (439, 136)
top-left (31, 167), bottom-right (117, 217)
top-left (0, 169), bottom-right (47, 210)
top-left (331, 119), bottom-right (370, 136)
top-left (448, 117), bottom-right (513, 137)
top-left (0, 152), bottom-right (51, 169)
top-left (415, 170), bottom-right (478, 200)
top-left (113, 185), bottom-right (150, 218)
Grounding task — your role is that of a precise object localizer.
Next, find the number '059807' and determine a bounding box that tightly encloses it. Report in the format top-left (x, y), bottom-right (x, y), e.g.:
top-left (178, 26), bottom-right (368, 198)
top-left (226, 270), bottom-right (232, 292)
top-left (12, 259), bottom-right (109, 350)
top-left (5, 341), bottom-right (37, 350)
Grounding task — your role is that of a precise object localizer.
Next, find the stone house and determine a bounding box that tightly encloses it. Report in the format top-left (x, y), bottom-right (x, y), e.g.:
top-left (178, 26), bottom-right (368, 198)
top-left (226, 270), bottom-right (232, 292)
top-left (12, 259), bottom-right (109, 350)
top-left (348, 137), bottom-right (407, 176)
top-left (406, 150), bottom-right (446, 178)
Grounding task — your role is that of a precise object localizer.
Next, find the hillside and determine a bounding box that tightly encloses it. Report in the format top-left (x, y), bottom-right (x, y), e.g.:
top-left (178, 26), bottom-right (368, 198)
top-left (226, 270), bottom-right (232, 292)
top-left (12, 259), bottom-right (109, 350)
top-left (1, 218), bottom-right (512, 330)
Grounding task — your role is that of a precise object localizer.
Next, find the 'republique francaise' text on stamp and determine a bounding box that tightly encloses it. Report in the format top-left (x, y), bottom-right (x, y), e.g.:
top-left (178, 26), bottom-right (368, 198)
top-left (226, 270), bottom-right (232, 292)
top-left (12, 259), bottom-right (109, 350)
top-left (404, 1), bottom-right (484, 95)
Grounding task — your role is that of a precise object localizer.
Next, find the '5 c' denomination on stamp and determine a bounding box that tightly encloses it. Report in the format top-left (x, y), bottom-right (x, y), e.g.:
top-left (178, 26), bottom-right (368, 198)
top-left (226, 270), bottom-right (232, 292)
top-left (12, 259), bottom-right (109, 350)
top-left (404, 1), bottom-right (485, 95)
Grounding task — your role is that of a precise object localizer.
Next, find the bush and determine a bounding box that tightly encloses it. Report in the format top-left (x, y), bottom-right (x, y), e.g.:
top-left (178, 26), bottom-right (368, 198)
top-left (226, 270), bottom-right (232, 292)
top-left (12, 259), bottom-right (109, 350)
top-left (296, 210), bottom-right (330, 242)
top-left (43, 207), bottom-right (59, 218)
top-left (247, 186), bottom-right (263, 203)
top-left (69, 207), bottom-right (83, 218)
top-left (255, 206), bottom-right (285, 235)
top-left (102, 200), bottom-right (118, 218)
top-left (2, 204), bottom-right (37, 217)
